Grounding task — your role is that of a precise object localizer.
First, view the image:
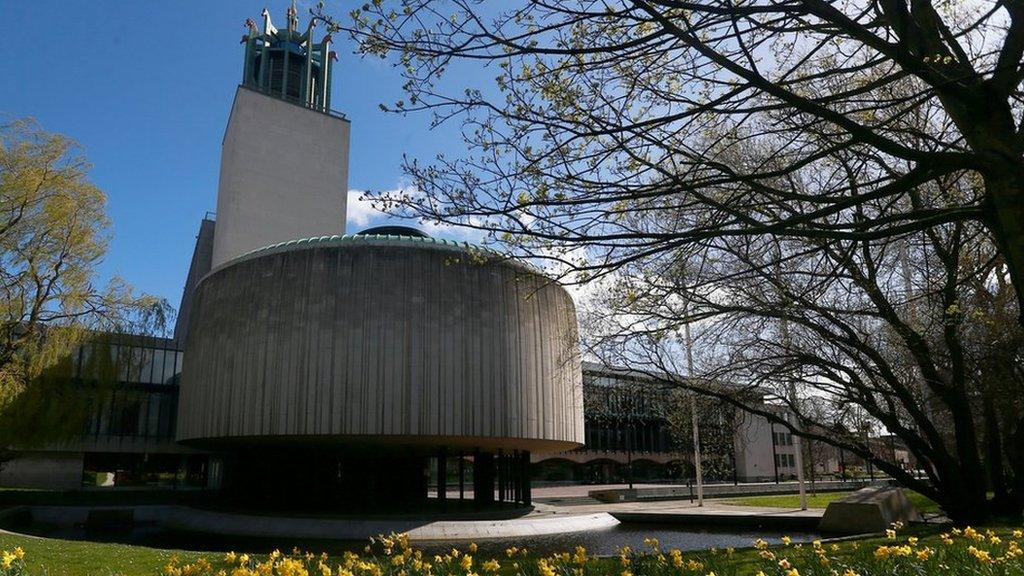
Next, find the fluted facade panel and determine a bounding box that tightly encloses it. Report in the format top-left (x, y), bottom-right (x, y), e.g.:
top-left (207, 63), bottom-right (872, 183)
top-left (177, 237), bottom-right (584, 452)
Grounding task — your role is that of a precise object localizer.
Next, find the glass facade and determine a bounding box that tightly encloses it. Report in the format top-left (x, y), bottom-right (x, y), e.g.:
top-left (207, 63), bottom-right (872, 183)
top-left (72, 339), bottom-right (184, 442)
top-left (581, 369), bottom-right (674, 454)
top-left (567, 366), bottom-right (745, 484)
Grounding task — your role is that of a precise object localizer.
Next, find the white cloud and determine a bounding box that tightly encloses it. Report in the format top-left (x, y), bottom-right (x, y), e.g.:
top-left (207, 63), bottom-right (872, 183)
top-left (346, 185), bottom-right (485, 243)
top-left (346, 189), bottom-right (383, 229)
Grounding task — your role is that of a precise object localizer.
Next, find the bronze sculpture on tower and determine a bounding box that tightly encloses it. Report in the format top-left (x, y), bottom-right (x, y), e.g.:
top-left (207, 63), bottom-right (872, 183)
top-left (240, 2), bottom-right (339, 112)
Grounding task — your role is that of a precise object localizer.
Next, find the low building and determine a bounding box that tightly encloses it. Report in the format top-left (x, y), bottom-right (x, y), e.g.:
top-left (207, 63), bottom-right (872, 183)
top-left (532, 363), bottom-right (792, 484)
top-left (0, 336), bottom-right (204, 490)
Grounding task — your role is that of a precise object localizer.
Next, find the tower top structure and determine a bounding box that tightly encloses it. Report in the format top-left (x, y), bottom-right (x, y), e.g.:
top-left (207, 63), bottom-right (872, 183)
top-left (241, 2), bottom-right (340, 112)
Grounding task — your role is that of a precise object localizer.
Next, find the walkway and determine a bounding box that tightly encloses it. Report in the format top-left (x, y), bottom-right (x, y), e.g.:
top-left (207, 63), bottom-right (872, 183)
top-left (536, 499), bottom-right (825, 531)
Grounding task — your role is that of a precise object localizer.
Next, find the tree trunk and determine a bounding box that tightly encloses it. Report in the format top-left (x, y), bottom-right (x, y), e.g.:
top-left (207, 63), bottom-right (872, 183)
top-left (1003, 416), bottom-right (1024, 519)
top-left (982, 170), bottom-right (1024, 326)
top-left (983, 394), bottom-right (1012, 512)
top-left (935, 387), bottom-right (992, 524)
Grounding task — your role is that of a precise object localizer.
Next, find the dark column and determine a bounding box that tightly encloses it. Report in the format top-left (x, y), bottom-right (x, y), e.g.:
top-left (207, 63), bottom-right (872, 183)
top-left (512, 451), bottom-right (520, 503)
top-left (474, 451), bottom-right (495, 505)
top-left (518, 450), bottom-right (527, 504)
top-left (459, 453), bottom-right (465, 501)
top-left (521, 450), bottom-right (532, 506)
top-left (438, 448), bottom-right (447, 507)
top-left (497, 450), bottom-right (505, 502)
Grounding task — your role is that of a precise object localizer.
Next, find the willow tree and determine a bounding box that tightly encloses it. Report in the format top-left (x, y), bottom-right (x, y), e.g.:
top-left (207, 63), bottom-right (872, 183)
top-left (0, 119), bottom-right (166, 467)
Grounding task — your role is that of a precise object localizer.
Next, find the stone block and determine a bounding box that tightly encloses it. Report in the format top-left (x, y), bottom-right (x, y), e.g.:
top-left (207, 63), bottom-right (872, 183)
top-left (818, 486), bottom-right (923, 534)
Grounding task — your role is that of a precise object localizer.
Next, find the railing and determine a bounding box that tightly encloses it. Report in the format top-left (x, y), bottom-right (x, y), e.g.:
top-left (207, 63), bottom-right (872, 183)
top-left (239, 83), bottom-right (348, 120)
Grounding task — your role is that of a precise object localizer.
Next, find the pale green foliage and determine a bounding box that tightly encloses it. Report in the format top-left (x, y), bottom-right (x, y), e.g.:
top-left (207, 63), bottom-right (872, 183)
top-left (0, 118), bottom-right (166, 446)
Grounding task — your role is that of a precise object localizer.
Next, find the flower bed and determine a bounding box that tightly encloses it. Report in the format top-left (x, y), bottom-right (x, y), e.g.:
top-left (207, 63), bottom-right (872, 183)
top-left (2, 524), bottom-right (1023, 576)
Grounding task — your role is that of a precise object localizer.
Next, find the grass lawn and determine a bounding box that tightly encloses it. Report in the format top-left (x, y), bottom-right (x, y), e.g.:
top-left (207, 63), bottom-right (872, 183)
top-left (0, 530), bottom-right (856, 576)
top-left (0, 524), bottom-right (1004, 576)
top-left (0, 532), bottom-right (206, 576)
top-left (716, 490), bottom-right (941, 514)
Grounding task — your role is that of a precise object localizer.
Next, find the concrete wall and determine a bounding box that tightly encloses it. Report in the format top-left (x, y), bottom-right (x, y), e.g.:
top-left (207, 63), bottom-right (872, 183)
top-left (734, 411), bottom-right (776, 481)
top-left (211, 86), bottom-right (350, 268)
top-left (174, 218), bottom-right (216, 345)
top-left (0, 452), bottom-right (83, 490)
top-left (534, 450), bottom-right (677, 465)
top-left (590, 479), bottom-right (883, 503)
top-left (178, 236), bottom-right (584, 453)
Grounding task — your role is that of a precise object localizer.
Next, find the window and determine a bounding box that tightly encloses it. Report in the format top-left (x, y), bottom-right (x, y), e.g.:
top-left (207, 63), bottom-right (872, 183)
top-left (110, 396), bottom-right (141, 436)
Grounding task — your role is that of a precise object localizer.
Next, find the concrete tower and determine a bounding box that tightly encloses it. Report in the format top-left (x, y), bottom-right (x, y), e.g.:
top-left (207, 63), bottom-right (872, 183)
top-left (210, 4), bottom-right (350, 268)
top-left (176, 5), bottom-right (349, 343)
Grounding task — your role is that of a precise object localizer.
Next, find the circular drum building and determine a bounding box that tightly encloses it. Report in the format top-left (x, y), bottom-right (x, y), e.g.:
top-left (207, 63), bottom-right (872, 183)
top-left (177, 229), bottom-right (583, 510)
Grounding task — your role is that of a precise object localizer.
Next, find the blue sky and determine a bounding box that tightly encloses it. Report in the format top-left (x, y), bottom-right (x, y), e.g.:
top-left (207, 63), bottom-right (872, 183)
top-left (1, 0), bottom-right (473, 309)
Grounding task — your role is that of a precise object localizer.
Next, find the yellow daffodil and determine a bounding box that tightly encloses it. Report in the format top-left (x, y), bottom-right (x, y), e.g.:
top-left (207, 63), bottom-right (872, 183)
top-left (538, 559), bottom-right (556, 576)
top-left (968, 545), bottom-right (993, 563)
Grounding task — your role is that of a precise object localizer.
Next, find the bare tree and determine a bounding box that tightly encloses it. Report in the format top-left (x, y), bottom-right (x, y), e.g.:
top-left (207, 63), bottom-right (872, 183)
top-left (337, 1), bottom-right (1024, 522)
top-left (584, 170), bottom-right (1021, 523)
top-left (344, 0), bottom-right (1024, 321)
top-left (666, 391), bottom-right (738, 481)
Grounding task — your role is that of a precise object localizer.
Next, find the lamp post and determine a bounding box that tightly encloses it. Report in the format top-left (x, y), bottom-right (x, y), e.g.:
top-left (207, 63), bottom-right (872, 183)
top-left (770, 420), bottom-right (780, 484)
top-left (684, 321), bottom-right (703, 507)
top-left (779, 315), bottom-right (807, 510)
top-left (774, 251), bottom-right (806, 510)
top-left (626, 415), bottom-right (634, 490)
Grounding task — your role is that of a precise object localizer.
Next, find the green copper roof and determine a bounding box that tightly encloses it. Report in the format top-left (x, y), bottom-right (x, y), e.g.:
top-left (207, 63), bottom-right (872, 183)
top-left (211, 233), bottom-right (531, 272)
top-left (247, 233), bottom-right (497, 256)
